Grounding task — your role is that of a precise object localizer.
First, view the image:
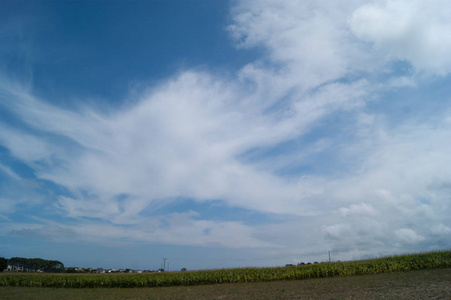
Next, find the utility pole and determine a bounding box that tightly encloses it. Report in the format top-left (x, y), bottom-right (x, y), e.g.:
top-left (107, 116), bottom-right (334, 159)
top-left (328, 251), bottom-right (331, 262)
top-left (163, 258), bottom-right (167, 271)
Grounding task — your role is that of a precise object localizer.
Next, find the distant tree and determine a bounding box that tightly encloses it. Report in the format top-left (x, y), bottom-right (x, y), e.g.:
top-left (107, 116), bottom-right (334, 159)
top-left (8, 257), bottom-right (64, 272)
top-left (66, 267), bottom-right (77, 273)
top-left (0, 257), bottom-right (7, 272)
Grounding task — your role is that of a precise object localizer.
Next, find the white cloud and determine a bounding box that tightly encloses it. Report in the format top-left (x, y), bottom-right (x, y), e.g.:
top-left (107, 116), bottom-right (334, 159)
top-left (339, 202), bottom-right (377, 217)
top-left (0, 162), bottom-right (21, 180)
top-left (8, 211), bottom-right (270, 249)
top-left (323, 223), bottom-right (352, 240)
top-left (0, 124), bottom-right (53, 162)
top-left (431, 224), bottom-right (451, 235)
top-left (349, 0), bottom-right (451, 75)
top-left (395, 228), bottom-right (424, 244)
top-left (0, 66), bottom-right (373, 224)
top-left (230, 0), bottom-right (366, 92)
top-left (0, 161), bottom-right (44, 219)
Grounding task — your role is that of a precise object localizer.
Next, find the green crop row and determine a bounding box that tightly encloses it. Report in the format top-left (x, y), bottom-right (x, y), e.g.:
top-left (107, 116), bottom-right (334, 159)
top-left (1, 250), bottom-right (450, 288)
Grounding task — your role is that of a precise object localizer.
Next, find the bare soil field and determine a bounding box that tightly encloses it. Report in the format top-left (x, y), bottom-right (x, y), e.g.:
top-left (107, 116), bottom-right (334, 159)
top-left (1, 268), bottom-right (450, 300)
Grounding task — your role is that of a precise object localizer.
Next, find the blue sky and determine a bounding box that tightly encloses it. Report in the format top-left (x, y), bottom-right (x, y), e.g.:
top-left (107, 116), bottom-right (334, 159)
top-left (1, 0), bottom-right (451, 271)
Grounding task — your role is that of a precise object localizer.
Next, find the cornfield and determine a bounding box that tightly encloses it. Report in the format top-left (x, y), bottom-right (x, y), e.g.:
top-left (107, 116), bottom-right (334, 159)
top-left (1, 250), bottom-right (450, 288)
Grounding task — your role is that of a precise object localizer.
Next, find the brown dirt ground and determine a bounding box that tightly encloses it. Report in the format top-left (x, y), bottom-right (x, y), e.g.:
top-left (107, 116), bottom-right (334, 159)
top-left (1, 268), bottom-right (450, 299)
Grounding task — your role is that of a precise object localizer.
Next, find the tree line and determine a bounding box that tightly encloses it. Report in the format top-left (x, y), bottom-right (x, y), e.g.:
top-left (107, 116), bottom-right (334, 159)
top-left (0, 256), bottom-right (64, 272)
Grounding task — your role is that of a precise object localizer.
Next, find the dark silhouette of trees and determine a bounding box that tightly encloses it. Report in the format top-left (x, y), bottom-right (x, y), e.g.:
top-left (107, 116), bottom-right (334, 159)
top-left (0, 257), bottom-right (7, 271)
top-left (8, 257), bottom-right (64, 272)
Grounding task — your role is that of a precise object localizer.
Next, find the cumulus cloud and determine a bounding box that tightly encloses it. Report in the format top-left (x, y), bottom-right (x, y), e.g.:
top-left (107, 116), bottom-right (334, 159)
top-left (349, 0), bottom-right (451, 75)
top-left (395, 228), bottom-right (424, 244)
top-left (230, 0), bottom-right (367, 93)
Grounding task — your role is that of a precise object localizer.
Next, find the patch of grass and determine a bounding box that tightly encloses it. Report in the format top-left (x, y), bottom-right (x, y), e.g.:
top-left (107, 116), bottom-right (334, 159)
top-left (0, 268), bottom-right (450, 299)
